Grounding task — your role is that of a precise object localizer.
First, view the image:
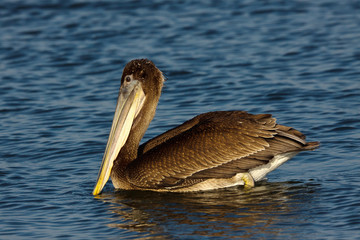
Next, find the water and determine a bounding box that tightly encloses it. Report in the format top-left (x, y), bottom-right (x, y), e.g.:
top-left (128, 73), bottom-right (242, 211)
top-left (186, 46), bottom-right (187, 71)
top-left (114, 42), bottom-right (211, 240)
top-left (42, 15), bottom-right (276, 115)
top-left (1, 0), bottom-right (359, 239)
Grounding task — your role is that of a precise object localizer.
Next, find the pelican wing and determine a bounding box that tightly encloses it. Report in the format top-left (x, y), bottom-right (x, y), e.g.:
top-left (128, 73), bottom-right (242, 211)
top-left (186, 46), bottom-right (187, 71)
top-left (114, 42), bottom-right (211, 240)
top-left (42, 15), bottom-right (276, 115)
top-left (127, 111), bottom-right (309, 190)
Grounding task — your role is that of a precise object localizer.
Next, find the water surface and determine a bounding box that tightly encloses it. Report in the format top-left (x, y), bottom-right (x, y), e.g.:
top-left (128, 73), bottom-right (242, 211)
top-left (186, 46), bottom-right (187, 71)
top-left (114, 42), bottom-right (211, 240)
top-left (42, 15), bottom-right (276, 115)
top-left (1, 0), bottom-right (359, 239)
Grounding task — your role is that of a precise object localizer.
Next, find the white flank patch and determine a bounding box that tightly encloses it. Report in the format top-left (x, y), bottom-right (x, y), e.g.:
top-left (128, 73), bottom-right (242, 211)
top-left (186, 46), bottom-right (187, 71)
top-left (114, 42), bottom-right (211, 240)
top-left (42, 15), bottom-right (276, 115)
top-left (170, 172), bottom-right (249, 192)
top-left (249, 152), bottom-right (298, 182)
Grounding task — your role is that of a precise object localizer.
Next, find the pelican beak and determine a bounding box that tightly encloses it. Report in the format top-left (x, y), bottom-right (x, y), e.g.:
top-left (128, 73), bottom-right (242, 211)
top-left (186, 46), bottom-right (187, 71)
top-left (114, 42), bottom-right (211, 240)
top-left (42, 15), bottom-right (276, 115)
top-left (93, 80), bottom-right (145, 195)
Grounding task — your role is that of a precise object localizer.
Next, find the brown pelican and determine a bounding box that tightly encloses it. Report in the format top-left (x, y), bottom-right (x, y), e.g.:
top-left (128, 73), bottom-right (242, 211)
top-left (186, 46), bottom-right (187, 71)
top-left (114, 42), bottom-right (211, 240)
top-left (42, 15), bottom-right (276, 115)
top-left (93, 59), bottom-right (319, 195)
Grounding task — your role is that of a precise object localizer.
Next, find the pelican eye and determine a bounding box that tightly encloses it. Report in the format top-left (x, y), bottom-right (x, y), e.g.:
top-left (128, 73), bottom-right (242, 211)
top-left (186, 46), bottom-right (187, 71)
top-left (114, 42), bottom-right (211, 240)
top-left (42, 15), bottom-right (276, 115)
top-left (125, 76), bottom-right (131, 82)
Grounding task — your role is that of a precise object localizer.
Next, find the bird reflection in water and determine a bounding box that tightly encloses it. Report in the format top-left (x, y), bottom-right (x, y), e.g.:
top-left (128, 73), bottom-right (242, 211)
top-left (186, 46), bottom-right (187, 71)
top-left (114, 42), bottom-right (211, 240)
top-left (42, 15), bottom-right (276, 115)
top-left (94, 181), bottom-right (318, 239)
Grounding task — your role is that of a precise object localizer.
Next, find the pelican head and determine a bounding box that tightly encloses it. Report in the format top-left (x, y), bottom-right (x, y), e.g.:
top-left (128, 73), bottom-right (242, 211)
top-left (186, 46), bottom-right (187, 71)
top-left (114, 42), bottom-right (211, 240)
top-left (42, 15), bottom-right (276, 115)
top-left (93, 59), bottom-right (165, 195)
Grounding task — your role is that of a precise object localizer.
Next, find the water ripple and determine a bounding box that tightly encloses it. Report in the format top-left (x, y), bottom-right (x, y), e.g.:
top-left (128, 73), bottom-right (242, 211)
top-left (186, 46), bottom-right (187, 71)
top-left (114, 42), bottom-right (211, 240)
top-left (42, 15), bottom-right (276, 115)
top-left (0, 0), bottom-right (359, 239)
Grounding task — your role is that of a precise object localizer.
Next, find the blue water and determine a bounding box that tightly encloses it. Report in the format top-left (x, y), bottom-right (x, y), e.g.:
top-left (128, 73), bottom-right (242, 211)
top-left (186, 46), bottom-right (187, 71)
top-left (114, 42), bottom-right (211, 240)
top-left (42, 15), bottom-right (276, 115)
top-left (1, 0), bottom-right (360, 239)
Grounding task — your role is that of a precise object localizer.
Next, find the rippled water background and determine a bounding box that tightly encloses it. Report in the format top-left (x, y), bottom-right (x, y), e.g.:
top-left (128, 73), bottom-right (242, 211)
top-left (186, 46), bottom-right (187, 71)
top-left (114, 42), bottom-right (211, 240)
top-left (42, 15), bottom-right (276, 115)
top-left (1, 0), bottom-right (360, 239)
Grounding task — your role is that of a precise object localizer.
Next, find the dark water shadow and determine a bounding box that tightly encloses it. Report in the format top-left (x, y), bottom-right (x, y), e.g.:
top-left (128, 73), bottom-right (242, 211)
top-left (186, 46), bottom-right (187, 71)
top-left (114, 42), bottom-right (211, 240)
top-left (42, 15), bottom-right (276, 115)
top-left (94, 181), bottom-right (319, 239)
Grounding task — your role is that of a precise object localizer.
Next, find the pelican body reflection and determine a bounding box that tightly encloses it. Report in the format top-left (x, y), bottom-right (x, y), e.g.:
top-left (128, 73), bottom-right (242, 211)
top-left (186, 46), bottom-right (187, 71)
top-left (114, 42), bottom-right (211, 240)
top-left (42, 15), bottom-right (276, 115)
top-left (94, 181), bottom-right (319, 239)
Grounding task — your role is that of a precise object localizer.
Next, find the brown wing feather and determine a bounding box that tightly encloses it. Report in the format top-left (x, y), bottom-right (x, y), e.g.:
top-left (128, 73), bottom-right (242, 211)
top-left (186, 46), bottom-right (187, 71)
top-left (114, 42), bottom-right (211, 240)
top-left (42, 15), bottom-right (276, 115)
top-left (126, 111), bottom-right (319, 190)
top-left (126, 111), bottom-right (281, 189)
top-left (189, 134), bottom-right (306, 179)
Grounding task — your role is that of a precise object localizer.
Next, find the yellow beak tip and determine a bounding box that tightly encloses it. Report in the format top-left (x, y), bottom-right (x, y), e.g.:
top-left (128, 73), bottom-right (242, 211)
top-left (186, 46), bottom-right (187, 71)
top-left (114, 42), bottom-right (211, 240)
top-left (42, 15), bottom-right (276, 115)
top-left (92, 184), bottom-right (103, 195)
